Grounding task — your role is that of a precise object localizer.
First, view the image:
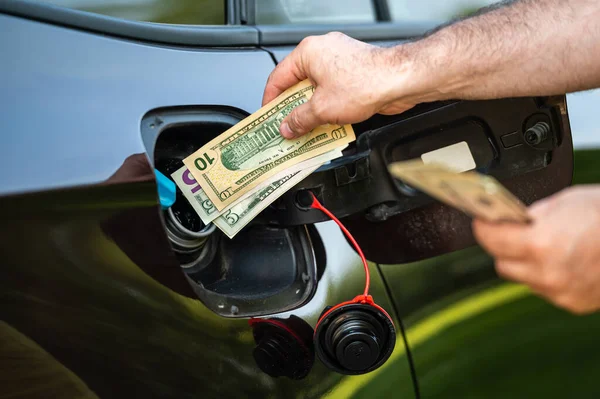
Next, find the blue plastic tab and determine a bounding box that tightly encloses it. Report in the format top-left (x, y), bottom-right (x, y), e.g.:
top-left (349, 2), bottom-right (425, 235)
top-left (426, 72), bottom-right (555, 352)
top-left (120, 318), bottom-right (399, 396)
top-left (154, 169), bottom-right (176, 209)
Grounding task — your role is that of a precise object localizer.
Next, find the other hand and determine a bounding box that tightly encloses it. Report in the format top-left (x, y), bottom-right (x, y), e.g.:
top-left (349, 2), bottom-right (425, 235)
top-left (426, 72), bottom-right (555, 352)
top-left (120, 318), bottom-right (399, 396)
top-left (473, 186), bottom-right (600, 314)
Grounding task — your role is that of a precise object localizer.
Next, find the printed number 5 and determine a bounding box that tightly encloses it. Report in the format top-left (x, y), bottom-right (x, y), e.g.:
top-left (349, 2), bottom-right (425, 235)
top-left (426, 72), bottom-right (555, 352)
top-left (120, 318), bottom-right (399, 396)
top-left (224, 210), bottom-right (239, 226)
top-left (194, 153), bottom-right (215, 171)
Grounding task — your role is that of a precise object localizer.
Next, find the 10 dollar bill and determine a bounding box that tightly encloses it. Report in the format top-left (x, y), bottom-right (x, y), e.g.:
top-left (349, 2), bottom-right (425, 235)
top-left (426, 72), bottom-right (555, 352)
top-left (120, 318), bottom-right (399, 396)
top-left (182, 80), bottom-right (355, 211)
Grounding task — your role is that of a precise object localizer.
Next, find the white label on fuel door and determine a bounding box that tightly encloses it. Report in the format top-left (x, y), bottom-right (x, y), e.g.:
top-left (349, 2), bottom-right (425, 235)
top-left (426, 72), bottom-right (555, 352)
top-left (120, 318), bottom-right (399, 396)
top-left (420, 141), bottom-right (476, 172)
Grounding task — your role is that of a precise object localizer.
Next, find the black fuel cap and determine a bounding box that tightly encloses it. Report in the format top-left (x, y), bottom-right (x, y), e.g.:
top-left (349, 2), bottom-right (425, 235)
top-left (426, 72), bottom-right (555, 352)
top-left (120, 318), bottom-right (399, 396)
top-left (253, 334), bottom-right (294, 377)
top-left (333, 320), bottom-right (381, 371)
top-left (315, 304), bottom-right (395, 375)
top-left (250, 316), bottom-right (315, 380)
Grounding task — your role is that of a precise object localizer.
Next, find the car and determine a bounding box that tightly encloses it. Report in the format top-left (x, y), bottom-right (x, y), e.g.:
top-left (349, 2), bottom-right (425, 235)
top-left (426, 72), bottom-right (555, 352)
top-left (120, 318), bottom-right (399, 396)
top-left (2, 0), bottom-right (600, 398)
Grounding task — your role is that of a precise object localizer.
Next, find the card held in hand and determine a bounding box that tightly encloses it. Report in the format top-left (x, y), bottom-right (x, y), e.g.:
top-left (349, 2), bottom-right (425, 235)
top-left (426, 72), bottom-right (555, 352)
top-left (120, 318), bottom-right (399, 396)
top-left (388, 159), bottom-right (531, 223)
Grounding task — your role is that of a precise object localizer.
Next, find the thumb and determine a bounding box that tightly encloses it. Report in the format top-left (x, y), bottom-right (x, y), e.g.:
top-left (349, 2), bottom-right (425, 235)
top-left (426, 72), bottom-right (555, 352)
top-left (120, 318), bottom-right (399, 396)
top-left (280, 98), bottom-right (325, 139)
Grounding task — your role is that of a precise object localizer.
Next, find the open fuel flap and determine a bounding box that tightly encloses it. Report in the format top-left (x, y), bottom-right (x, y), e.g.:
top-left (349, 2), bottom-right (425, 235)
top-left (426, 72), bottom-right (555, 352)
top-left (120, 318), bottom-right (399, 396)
top-left (142, 95), bottom-right (572, 316)
top-left (265, 96), bottom-right (573, 263)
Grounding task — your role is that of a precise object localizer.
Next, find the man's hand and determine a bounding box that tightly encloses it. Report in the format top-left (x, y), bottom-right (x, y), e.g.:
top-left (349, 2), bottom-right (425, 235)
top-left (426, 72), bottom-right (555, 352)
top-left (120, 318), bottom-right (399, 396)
top-left (473, 186), bottom-right (600, 314)
top-left (262, 32), bottom-right (427, 139)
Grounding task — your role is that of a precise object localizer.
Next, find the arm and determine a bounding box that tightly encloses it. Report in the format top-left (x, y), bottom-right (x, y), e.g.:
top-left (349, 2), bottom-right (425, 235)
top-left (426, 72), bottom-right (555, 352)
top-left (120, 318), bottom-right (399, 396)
top-left (408, 0), bottom-right (600, 102)
top-left (264, 0), bottom-right (600, 138)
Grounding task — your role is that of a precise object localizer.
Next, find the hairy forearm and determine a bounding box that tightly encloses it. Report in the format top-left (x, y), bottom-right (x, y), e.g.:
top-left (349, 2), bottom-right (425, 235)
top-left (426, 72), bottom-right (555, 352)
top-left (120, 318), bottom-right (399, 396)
top-left (394, 0), bottom-right (600, 103)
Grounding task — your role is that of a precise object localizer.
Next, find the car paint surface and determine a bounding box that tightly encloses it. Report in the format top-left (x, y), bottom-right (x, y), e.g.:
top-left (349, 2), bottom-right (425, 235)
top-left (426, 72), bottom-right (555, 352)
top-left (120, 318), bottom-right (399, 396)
top-left (2, 4), bottom-right (600, 399)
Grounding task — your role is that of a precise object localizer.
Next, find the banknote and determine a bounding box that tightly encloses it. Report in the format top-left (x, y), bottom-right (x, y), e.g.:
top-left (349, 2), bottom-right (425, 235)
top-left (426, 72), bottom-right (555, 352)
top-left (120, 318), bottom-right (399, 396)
top-left (388, 159), bottom-right (531, 223)
top-left (182, 79), bottom-right (355, 211)
top-left (171, 166), bottom-right (219, 226)
top-left (173, 149), bottom-right (343, 238)
top-left (172, 148), bottom-right (343, 227)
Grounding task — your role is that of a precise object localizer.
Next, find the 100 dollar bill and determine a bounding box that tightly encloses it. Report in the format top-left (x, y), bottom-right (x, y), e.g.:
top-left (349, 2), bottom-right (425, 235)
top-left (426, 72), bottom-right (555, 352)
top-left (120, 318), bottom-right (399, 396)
top-left (182, 79), bottom-right (355, 211)
top-left (172, 149), bottom-right (342, 238)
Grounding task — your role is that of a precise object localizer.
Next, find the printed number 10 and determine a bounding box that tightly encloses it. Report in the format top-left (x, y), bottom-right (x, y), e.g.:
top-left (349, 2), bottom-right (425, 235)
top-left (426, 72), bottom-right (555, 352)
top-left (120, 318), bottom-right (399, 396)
top-left (194, 153), bottom-right (215, 171)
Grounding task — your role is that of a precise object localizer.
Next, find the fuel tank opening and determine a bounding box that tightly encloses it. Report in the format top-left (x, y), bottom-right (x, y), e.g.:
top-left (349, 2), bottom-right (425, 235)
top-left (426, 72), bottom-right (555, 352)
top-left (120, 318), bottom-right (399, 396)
top-left (142, 106), bottom-right (322, 317)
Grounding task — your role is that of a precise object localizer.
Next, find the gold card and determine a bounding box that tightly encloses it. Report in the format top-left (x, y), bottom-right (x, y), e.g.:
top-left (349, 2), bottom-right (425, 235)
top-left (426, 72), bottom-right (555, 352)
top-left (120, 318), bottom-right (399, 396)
top-left (388, 160), bottom-right (531, 223)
